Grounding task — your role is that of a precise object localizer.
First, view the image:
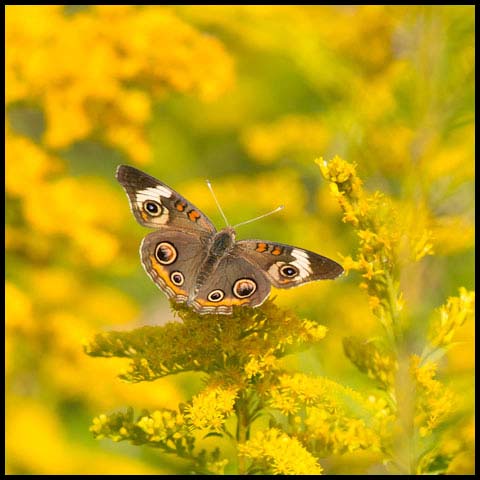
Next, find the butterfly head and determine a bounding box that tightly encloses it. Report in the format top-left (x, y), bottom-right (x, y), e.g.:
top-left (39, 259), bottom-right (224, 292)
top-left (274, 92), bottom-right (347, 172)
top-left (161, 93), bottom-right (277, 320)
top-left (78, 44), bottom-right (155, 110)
top-left (211, 227), bottom-right (236, 256)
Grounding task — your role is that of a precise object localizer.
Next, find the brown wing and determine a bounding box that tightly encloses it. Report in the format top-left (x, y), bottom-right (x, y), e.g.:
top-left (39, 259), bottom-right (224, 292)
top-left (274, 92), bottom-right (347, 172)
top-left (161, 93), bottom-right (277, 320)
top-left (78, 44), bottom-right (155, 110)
top-left (116, 165), bottom-right (216, 234)
top-left (235, 239), bottom-right (344, 289)
top-left (189, 254), bottom-right (271, 315)
top-left (140, 229), bottom-right (207, 305)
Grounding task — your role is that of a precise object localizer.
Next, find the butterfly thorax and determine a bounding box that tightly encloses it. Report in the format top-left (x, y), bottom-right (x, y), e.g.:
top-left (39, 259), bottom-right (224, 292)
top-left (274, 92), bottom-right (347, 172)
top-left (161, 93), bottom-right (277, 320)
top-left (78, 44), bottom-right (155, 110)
top-left (193, 227), bottom-right (236, 295)
top-left (210, 227), bottom-right (236, 256)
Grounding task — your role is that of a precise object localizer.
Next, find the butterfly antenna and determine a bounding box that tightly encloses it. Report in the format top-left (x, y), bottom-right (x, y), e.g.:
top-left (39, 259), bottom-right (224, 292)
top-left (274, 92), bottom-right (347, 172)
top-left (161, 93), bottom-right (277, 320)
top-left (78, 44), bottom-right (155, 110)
top-left (206, 179), bottom-right (230, 227)
top-left (233, 205), bottom-right (284, 229)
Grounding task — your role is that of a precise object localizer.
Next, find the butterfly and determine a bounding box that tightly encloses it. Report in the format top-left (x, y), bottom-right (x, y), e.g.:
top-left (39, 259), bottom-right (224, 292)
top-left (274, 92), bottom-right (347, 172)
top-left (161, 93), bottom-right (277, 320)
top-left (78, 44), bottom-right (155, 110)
top-left (116, 165), bottom-right (343, 315)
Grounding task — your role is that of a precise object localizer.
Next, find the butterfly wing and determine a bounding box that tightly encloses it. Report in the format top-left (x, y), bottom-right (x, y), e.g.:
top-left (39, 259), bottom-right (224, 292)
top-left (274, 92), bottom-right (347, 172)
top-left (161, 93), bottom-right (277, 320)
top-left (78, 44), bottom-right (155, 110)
top-left (234, 239), bottom-right (343, 289)
top-left (140, 229), bottom-right (207, 304)
top-left (190, 254), bottom-right (271, 315)
top-left (116, 165), bottom-right (216, 234)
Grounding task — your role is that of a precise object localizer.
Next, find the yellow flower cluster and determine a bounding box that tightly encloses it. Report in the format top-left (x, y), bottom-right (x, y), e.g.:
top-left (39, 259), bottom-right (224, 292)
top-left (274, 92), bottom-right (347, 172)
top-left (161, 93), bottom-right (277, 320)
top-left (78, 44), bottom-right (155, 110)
top-left (85, 299), bottom-right (328, 388)
top-left (30, 178), bottom-right (123, 266)
top-left (318, 155), bottom-right (435, 342)
top-left (427, 288), bottom-right (475, 352)
top-left (321, 154), bottom-right (473, 473)
top-left (206, 458), bottom-right (229, 475)
top-left (183, 387), bottom-right (238, 433)
top-left (305, 408), bottom-right (381, 455)
top-left (90, 414), bottom-right (113, 440)
top-left (343, 337), bottom-right (397, 390)
top-left (6, 5), bottom-right (233, 163)
top-left (317, 156), bottom-right (365, 227)
top-left (137, 410), bottom-right (185, 443)
top-left (6, 129), bottom-right (126, 268)
top-left (239, 428), bottom-right (323, 475)
top-left (90, 406), bottom-right (191, 457)
top-left (320, 155), bottom-right (435, 266)
top-left (89, 391), bottom-right (242, 474)
top-left (410, 355), bottom-right (456, 438)
top-left (269, 373), bottom-right (331, 413)
top-left (5, 131), bottom-right (62, 197)
top-left (243, 352), bottom-right (277, 379)
top-left (85, 300), bottom-right (335, 472)
top-left (268, 373), bottom-right (386, 455)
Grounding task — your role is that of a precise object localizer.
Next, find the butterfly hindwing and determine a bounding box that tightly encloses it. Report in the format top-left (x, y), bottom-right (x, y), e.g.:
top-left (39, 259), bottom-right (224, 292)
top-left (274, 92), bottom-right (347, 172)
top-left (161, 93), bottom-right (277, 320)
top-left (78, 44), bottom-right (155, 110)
top-left (191, 254), bottom-right (271, 315)
top-left (140, 229), bottom-right (207, 304)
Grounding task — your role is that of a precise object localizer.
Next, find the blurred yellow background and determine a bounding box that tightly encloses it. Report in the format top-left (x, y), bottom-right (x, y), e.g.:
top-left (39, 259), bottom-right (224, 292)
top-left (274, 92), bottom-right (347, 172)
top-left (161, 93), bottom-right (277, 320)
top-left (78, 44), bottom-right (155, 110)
top-left (5, 5), bottom-right (474, 474)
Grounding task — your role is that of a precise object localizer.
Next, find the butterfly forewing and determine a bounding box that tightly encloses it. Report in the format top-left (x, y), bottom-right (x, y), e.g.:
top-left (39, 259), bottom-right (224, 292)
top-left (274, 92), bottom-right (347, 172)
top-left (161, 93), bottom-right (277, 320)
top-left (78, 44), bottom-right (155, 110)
top-left (235, 240), bottom-right (344, 288)
top-left (116, 165), bottom-right (216, 233)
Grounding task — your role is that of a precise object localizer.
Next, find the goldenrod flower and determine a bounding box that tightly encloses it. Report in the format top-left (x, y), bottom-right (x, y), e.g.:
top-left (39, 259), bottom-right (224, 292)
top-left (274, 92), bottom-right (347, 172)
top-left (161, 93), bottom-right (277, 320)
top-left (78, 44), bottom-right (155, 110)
top-left (319, 155), bottom-right (473, 474)
top-left (267, 373), bottom-right (386, 456)
top-left (206, 458), bottom-right (229, 475)
top-left (428, 288), bottom-right (475, 352)
top-left (318, 155), bottom-right (438, 348)
top-left (410, 355), bottom-right (456, 438)
top-left (137, 410), bottom-right (185, 442)
top-left (244, 353), bottom-right (277, 378)
top-left (6, 6), bottom-right (234, 154)
top-left (85, 299), bottom-right (327, 383)
top-left (343, 337), bottom-right (396, 390)
top-left (184, 387), bottom-right (237, 433)
top-left (239, 428), bottom-right (323, 475)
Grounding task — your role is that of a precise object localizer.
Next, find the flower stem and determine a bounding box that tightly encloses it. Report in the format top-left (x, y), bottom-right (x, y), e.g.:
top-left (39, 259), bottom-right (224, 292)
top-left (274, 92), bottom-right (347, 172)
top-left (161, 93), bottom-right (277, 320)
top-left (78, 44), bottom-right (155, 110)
top-left (392, 349), bottom-right (416, 474)
top-left (235, 390), bottom-right (250, 475)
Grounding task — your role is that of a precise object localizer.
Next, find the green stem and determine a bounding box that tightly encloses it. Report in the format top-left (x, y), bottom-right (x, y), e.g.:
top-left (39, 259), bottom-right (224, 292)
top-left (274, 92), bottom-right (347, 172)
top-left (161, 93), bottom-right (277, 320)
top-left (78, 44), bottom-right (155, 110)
top-left (235, 390), bottom-right (250, 475)
top-left (382, 274), bottom-right (417, 474)
top-left (385, 274), bottom-right (403, 350)
top-left (392, 349), bottom-right (416, 474)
